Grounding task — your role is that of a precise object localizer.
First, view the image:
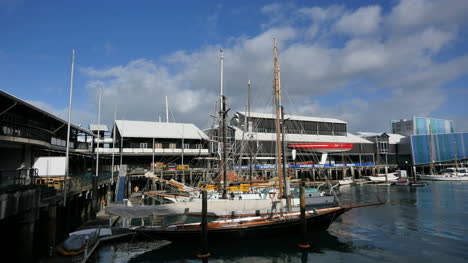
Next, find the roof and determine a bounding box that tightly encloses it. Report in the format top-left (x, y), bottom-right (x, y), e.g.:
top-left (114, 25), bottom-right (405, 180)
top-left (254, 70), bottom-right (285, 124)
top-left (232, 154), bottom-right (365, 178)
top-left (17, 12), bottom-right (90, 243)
top-left (89, 124), bottom-right (109, 132)
top-left (233, 126), bottom-right (372, 144)
top-left (236, 111), bottom-right (346, 124)
top-left (357, 132), bottom-right (405, 144)
top-left (387, 133), bottom-right (405, 144)
top-left (0, 89), bottom-right (93, 136)
top-left (115, 120), bottom-right (209, 140)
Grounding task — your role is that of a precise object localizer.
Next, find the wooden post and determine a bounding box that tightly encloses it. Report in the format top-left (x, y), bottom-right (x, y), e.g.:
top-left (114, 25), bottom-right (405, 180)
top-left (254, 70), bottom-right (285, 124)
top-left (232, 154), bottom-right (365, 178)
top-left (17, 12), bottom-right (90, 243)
top-left (197, 190), bottom-right (210, 258)
top-left (298, 169), bottom-right (310, 248)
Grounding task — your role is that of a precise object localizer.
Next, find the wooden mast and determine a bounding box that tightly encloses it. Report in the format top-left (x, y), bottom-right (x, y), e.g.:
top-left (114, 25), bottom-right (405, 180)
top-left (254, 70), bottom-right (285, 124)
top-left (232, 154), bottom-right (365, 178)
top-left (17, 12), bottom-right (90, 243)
top-left (248, 80), bottom-right (253, 183)
top-left (273, 39), bottom-right (284, 198)
top-left (219, 49), bottom-right (228, 199)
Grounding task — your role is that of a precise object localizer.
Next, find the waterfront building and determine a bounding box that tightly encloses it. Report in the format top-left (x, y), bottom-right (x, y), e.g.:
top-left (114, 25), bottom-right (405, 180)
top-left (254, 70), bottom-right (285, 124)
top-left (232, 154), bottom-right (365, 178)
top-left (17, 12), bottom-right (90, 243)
top-left (0, 89), bottom-right (113, 261)
top-left (96, 120), bottom-right (210, 172)
top-left (391, 117), bottom-right (455, 136)
top-left (230, 112), bottom-right (374, 168)
top-left (0, 90), bottom-right (98, 180)
top-left (357, 132), bottom-right (407, 166)
top-left (391, 117), bottom-right (466, 168)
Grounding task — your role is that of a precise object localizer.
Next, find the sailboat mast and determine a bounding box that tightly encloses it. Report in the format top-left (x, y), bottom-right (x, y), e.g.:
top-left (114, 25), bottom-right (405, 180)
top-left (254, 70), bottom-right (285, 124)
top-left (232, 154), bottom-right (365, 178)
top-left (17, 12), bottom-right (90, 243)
top-left (429, 123), bottom-right (435, 174)
top-left (280, 106), bottom-right (288, 199)
top-left (273, 39), bottom-right (284, 198)
top-left (248, 80), bottom-right (253, 182)
top-left (454, 141), bottom-right (458, 175)
top-left (166, 96), bottom-right (169, 123)
top-left (219, 49), bottom-right (228, 199)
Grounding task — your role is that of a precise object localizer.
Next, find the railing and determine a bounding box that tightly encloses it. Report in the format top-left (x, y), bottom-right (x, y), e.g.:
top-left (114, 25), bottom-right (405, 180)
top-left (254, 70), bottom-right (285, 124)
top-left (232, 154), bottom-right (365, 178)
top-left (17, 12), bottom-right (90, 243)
top-left (96, 148), bottom-right (209, 155)
top-left (34, 172), bottom-right (117, 194)
top-left (0, 121), bottom-right (90, 150)
top-left (0, 168), bottom-right (39, 190)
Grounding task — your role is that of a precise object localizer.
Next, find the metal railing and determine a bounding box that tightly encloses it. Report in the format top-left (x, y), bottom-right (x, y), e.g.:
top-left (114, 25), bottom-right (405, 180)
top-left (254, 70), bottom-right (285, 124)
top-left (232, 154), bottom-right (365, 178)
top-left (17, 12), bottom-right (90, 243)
top-left (0, 168), bottom-right (39, 190)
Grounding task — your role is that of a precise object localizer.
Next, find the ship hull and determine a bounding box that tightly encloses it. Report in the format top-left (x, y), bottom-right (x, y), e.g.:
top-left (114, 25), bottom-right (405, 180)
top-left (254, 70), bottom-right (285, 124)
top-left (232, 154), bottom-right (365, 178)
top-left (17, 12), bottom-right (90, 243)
top-left (134, 207), bottom-right (349, 242)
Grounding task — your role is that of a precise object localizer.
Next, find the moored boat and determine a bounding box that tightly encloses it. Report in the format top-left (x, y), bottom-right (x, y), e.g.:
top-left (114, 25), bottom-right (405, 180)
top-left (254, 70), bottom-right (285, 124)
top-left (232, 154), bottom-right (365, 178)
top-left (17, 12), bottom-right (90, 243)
top-left (133, 206), bottom-right (349, 241)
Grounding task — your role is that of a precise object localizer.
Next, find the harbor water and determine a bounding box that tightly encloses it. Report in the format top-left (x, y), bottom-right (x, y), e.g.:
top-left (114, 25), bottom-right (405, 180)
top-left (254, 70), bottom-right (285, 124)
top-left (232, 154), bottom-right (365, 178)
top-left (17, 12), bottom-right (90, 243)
top-left (89, 182), bottom-right (468, 262)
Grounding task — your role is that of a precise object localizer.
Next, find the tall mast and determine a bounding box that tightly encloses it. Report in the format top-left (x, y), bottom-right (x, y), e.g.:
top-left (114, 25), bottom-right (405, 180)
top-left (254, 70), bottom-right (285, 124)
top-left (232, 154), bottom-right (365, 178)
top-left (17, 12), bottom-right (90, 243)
top-left (454, 141), bottom-right (458, 175)
top-left (429, 123), bottom-right (435, 174)
top-left (111, 106), bottom-right (116, 182)
top-left (166, 96), bottom-right (169, 123)
top-left (64, 48), bottom-right (75, 206)
top-left (273, 39), bottom-right (284, 198)
top-left (248, 80), bottom-right (253, 182)
top-left (219, 49), bottom-right (228, 199)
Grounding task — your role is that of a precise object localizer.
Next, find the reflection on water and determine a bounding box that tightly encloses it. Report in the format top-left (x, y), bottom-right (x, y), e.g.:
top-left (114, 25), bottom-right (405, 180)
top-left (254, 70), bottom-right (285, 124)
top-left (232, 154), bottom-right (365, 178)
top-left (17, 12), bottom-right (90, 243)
top-left (90, 182), bottom-right (468, 263)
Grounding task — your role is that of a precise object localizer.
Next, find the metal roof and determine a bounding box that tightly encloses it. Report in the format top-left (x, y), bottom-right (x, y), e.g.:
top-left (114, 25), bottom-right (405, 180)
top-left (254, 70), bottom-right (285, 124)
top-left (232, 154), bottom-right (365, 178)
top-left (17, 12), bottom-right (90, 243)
top-left (115, 120), bottom-right (209, 140)
top-left (0, 89), bottom-right (93, 135)
top-left (89, 124), bottom-right (109, 132)
top-left (233, 126), bottom-right (372, 144)
top-left (236, 111), bottom-right (347, 124)
top-left (357, 132), bottom-right (406, 144)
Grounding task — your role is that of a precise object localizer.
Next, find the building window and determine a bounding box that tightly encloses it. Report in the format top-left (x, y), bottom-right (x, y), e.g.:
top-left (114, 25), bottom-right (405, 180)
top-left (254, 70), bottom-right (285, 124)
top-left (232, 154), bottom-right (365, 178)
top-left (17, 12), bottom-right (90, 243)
top-left (140, 143), bottom-right (148, 148)
top-left (154, 143), bottom-right (162, 149)
top-left (183, 143), bottom-right (190, 149)
top-left (378, 141), bottom-right (388, 154)
top-left (169, 143), bottom-right (176, 149)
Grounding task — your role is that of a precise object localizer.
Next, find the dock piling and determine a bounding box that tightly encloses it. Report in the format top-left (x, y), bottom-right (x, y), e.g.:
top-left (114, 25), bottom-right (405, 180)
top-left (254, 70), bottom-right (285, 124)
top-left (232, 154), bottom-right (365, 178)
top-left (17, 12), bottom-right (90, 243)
top-left (197, 190), bottom-right (210, 258)
top-left (298, 170), bottom-right (310, 248)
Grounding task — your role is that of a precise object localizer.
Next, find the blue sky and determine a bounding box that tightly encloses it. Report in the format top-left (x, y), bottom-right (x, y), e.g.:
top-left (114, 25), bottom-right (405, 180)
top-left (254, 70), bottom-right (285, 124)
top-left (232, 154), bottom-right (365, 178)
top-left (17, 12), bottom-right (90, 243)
top-left (1, 0), bottom-right (467, 132)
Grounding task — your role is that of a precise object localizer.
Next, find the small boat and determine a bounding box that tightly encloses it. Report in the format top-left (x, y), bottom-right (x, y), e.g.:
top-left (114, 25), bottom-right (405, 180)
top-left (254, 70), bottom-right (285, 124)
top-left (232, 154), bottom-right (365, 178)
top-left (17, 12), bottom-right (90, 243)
top-left (368, 170), bottom-right (408, 183)
top-left (395, 177), bottom-right (410, 186)
top-left (338, 177), bottom-right (353, 185)
top-left (57, 228), bottom-right (111, 255)
top-left (368, 173), bottom-right (399, 182)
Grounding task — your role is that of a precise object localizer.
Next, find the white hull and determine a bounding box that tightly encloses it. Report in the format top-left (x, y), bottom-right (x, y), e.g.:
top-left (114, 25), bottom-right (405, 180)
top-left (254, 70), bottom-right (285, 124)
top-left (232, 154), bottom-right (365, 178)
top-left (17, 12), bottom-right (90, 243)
top-left (368, 173), bottom-right (399, 182)
top-left (338, 177), bottom-right (353, 185)
top-left (418, 174), bottom-right (468, 181)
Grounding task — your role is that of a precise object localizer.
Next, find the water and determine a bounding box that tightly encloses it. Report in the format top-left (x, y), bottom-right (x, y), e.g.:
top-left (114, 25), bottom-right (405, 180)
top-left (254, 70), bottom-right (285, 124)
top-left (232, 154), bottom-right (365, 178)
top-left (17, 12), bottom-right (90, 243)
top-left (90, 182), bottom-right (468, 262)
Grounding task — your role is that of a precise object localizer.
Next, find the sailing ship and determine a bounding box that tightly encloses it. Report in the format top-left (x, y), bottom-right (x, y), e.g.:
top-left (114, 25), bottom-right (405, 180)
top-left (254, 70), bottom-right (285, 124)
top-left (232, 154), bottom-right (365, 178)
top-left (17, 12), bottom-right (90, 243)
top-left (113, 40), bottom-right (385, 241)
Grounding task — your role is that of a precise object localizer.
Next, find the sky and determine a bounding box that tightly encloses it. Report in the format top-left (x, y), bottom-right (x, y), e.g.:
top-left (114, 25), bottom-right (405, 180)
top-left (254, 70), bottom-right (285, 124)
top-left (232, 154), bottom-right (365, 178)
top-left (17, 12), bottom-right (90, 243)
top-left (1, 0), bottom-right (468, 133)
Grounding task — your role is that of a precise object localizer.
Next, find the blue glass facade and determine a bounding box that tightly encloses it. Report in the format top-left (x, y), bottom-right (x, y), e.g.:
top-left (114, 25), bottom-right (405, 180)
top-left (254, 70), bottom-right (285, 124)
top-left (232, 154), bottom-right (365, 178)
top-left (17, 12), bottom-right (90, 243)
top-left (411, 133), bottom-right (468, 165)
top-left (414, 117), bottom-right (455, 135)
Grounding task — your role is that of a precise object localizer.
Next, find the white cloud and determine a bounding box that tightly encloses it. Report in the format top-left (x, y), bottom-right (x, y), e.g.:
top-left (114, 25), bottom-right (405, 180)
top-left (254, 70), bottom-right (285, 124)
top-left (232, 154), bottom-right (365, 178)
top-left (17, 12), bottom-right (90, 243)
top-left (335, 6), bottom-right (382, 36)
top-left (76, 0), bottom-right (468, 134)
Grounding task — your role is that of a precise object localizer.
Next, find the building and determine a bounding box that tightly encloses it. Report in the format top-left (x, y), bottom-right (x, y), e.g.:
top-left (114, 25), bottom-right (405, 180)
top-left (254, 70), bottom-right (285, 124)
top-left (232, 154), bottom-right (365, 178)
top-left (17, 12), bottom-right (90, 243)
top-left (0, 89), bottom-right (113, 261)
top-left (391, 117), bottom-right (455, 136)
top-left (0, 90), bottom-right (97, 178)
top-left (230, 112), bottom-right (374, 167)
top-left (391, 117), bottom-right (466, 167)
top-left (97, 120), bottom-right (210, 172)
top-left (357, 132), bottom-right (407, 166)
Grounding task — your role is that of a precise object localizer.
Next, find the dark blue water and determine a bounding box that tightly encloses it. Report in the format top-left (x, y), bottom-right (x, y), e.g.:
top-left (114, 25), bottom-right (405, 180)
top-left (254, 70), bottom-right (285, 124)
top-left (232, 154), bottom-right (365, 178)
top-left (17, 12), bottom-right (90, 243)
top-left (91, 182), bottom-right (468, 262)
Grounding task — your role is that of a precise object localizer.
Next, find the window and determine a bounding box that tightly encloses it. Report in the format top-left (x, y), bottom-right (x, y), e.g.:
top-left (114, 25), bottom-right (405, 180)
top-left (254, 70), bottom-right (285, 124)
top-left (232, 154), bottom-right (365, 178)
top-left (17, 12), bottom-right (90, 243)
top-left (140, 143), bottom-right (148, 148)
top-left (154, 143), bottom-right (162, 149)
top-left (378, 142), bottom-right (388, 153)
top-left (183, 143), bottom-right (190, 149)
top-left (333, 123), bottom-right (347, 136)
top-left (169, 143), bottom-right (176, 149)
top-left (318, 122), bottom-right (333, 135)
